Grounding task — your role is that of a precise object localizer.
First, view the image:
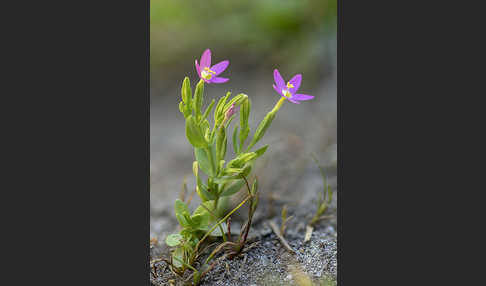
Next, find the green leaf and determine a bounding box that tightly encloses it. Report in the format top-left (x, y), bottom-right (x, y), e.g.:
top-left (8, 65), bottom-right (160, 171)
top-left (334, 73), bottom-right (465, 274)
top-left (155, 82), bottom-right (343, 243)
top-left (254, 144), bottom-right (269, 158)
top-left (209, 143), bottom-right (218, 175)
top-left (214, 163), bottom-right (252, 184)
top-left (220, 179), bottom-right (245, 197)
top-left (193, 161), bottom-right (214, 201)
top-left (239, 97), bottom-right (249, 128)
top-left (166, 233), bottom-right (183, 247)
top-left (193, 200), bottom-right (215, 215)
top-left (221, 136), bottom-right (227, 164)
top-left (175, 199), bottom-right (190, 217)
top-left (216, 127), bottom-right (226, 163)
top-left (250, 178), bottom-right (259, 211)
top-left (176, 213), bottom-right (189, 227)
top-left (200, 119), bottom-right (210, 142)
top-left (215, 92), bottom-right (231, 125)
top-left (185, 115), bottom-right (208, 148)
top-left (202, 99), bottom-right (215, 120)
top-left (227, 152), bottom-right (257, 168)
top-left (251, 177), bottom-right (258, 196)
top-left (192, 202), bottom-right (212, 230)
top-left (193, 79), bottom-right (205, 120)
top-left (208, 222), bottom-right (228, 236)
top-left (239, 127), bottom-right (249, 150)
top-left (246, 111), bottom-right (276, 151)
top-left (327, 185), bottom-right (333, 204)
top-left (195, 147), bottom-right (214, 177)
top-left (232, 125), bottom-right (239, 154)
top-left (190, 214), bottom-right (203, 228)
top-left (224, 167), bottom-right (243, 174)
top-left (214, 95), bottom-right (226, 121)
top-left (178, 101), bottom-right (184, 114)
top-left (197, 184), bottom-right (216, 201)
top-left (239, 97), bottom-right (251, 149)
top-left (193, 271), bottom-right (202, 284)
top-left (201, 119), bottom-right (210, 134)
top-left (223, 93), bottom-right (247, 113)
top-left (212, 173), bottom-right (240, 184)
top-left (311, 154), bottom-right (333, 207)
top-left (218, 160), bottom-right (225, 173)
top-left (183, 213), bottom-right (194, 226)
top-left (193, 160), bottom-right (198, 177)
top-left (174, 205), bottom-right (194, 229)
top-left (181, 77), bottom-right (192, 104)
top-left (244, 97), bottom-right (251, 121)
top-left (172, 247), bottom-right (184, 268)
top-left (241, 163), bottom-right (252, 177)
top-left (180, 228), bottom-right (193, 238)
top-left (224, 113), bottom-right (237, 128)
top-left (181, 77), bottom-right (192, 117)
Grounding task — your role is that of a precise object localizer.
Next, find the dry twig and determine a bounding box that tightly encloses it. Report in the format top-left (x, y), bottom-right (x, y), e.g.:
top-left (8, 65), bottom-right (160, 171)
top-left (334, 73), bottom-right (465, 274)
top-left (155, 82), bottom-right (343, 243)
top-left (268, 220), bottom-right (295, 254)
top-left (304, 225), bottom-right (314, 243)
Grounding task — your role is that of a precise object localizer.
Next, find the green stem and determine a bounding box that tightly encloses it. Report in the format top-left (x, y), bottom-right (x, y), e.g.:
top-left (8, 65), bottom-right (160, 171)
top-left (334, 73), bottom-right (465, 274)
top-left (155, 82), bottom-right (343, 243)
top-left (214, 195), bottom-right (219, 213)
top-left (272, 96), bottom-right (286, 114)
top-left (199, 203), bottom-right (228, 242)
top-left (205, 147), bottom-right (215, 176)
top-left (246, 97), bottom-right (286, 152)
top-left (172, 255), bottom-right (198, 272)
top-left (195, 194), bottom-right (252, 253)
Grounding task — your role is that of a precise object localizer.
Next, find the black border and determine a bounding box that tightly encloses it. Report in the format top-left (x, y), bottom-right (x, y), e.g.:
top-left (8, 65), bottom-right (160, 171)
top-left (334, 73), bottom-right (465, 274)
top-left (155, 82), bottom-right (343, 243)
top-left (3, 0), bottom-right (150, 284)
top-left (4, 0), bottom-right (475, 284)
top-left (337, 0), bottom-right (475, 284)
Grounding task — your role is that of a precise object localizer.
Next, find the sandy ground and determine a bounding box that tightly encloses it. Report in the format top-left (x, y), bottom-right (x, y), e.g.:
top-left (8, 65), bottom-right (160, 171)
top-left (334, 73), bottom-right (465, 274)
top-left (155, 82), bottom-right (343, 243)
top-left (150, 70), bottom-right (337, 285)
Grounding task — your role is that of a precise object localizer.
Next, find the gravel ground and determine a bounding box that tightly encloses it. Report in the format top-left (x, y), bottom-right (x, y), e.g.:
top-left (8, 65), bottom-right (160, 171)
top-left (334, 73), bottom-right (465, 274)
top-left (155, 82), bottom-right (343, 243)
top-left (150, 202), bottom-right (337, 286)
top-left (150, 70), bottom-right (337, 285)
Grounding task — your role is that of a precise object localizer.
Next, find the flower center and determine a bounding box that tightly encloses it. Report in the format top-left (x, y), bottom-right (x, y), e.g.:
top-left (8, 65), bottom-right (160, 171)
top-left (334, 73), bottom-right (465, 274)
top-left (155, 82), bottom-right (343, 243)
top-left (281, 82), bottom-right (294, 99)
top-left (282, 89), bottom-right (292, 99)
top-left (201, 67), bottom-right (216, 80)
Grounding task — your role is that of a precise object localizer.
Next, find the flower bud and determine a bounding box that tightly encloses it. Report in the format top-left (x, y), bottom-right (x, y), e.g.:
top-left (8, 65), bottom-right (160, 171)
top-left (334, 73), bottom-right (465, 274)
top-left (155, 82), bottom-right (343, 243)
top-left (225, 104), bottom-right (239, 120)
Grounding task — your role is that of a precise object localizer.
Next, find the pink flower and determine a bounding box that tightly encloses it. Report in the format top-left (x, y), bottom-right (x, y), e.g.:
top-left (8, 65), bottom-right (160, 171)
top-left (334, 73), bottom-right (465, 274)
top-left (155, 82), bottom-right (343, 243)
top-left (195, 49), bottom-right (229, 84)
top-left (272, 69), bottom-right (314, 104)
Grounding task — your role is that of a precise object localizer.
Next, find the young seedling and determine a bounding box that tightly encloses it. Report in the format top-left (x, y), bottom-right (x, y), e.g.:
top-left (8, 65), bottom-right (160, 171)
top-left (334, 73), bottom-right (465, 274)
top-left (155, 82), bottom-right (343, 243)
top-left (280, 204), bottom-right (294, 236)
top-left (179, 175), bottom-right (189, 202)
top-left (308, 154), bottom-right (334, 227)
top-left (163, 49), bottom-right (314, 284)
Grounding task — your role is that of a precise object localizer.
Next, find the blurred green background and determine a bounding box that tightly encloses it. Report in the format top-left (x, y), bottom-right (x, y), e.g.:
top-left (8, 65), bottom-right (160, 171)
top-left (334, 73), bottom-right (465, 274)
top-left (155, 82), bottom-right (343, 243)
top-left (151, 0), bottom-right (337, 90)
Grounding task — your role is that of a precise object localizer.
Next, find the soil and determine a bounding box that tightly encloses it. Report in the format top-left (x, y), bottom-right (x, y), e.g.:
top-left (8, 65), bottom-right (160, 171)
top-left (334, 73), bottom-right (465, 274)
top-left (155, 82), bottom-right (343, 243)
top-left (150, 71), bottom-right (337, 285)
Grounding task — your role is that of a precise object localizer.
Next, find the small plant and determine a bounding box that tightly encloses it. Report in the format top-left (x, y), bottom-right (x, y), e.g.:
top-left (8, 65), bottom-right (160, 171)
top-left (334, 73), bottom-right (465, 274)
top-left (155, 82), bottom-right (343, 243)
top-left (164, 49), bottom-right (314, 285)
top-left (309, 154), bottom-right (334, 227)
top-left (280, 205), bottom-right (293, 236)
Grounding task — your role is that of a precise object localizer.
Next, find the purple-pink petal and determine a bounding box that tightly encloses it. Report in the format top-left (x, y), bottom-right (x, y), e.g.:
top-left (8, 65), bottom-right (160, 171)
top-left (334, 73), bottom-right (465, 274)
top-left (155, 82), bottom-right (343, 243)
top-left (292, 94), bottom-right (314, 101)
top-left (273, 69), bottom-right (285, 90)
top-left (273, 84), bottom-right (283, 96)
top-left (210, 77), bottom-right (229, 83)
top-left (200, 49), bottom-right (211, 69)
top-left (195, 60), bottom-right (201, 77)
top-left (210, 60), bottom-right (229, 76)
top-left (288, 74), bottom-right (302, 94)
top-left (287, 98), bottom-right (300, 104)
